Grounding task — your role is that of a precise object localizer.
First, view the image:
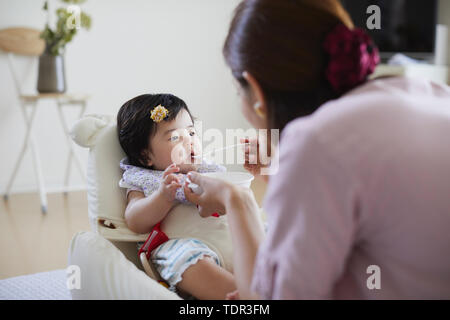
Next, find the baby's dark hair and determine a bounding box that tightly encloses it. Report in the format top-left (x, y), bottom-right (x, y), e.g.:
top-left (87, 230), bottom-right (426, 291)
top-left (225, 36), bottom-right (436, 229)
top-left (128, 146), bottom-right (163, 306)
top-left (117, 93), bottom-right (194, 168)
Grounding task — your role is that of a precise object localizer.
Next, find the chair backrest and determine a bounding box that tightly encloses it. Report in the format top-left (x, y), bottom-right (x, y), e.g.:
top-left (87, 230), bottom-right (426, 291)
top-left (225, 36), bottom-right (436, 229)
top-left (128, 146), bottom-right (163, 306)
top-left (70, 114), bottom-right (150, 242)
top-left (0, 27), bottom-right (45, 96)
top-left (70, 114), bottom-right (153, 269)
top-left (0, 27), bottom-right (44, 56)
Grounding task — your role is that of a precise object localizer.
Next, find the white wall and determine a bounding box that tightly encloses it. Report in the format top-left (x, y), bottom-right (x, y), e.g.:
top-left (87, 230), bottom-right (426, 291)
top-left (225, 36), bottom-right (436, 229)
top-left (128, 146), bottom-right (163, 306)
top-left (0, 0), bottom-right (245, 194)
top-left (1, 0), bottom-right (450, 194)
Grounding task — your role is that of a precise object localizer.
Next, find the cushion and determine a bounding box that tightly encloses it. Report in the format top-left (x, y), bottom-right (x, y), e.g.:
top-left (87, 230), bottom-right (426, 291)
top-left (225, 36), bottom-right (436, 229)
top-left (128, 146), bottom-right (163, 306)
top-left (68, 231), bottom-right (181, 299)
top-left (0, 270), bottom-right (71, 300)
top-left (70, 114), bottom-right (150, 241)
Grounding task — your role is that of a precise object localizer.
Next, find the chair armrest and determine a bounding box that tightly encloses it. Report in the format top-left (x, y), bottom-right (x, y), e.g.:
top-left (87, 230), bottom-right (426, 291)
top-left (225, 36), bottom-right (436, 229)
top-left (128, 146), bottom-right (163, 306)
top-left (68, 231), bottom-right (181, 300)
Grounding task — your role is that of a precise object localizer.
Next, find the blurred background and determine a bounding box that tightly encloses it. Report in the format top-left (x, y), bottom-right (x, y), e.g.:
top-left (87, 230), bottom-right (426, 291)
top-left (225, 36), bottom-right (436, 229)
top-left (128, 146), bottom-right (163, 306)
top-left (0, 0), bottom-right (253, 280)
top-left (1, 0), bottom-right (449, 195)
top-left (0, 0), bottom-right (449, 280)
top-left (0, 0), bottom-right (247, 195)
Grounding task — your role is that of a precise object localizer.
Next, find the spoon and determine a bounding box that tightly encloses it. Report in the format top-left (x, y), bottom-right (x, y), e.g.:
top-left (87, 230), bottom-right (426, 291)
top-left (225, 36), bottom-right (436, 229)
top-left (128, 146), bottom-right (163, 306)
top-left (189, 142), bottom-right (250, 194)
top-left (192, 143), bottom-right (250, 159)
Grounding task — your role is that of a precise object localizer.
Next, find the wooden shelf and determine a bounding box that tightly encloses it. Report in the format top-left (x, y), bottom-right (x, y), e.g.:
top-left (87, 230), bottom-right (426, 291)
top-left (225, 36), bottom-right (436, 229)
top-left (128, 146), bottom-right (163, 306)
top-left (20, 93), bottom-right (90, 103)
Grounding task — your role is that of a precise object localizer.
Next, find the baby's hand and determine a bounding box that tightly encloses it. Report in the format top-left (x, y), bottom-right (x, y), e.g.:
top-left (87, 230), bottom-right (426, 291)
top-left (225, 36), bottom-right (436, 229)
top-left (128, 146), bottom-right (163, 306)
top-left (159, 163), bottom-right (182, 202)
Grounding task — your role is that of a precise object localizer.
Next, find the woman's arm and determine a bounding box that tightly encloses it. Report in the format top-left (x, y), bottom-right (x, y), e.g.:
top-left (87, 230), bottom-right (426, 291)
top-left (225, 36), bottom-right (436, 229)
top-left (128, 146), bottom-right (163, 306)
top-left (225, 187), bottom-right (265, 299)
top-left (184, 172), bottom-right (265, 299)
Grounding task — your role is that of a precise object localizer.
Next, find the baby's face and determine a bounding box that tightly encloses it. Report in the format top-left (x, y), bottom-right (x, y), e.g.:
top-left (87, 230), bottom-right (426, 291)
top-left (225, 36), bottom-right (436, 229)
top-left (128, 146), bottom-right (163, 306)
top-left (145, 109), bottom-right (201, 173)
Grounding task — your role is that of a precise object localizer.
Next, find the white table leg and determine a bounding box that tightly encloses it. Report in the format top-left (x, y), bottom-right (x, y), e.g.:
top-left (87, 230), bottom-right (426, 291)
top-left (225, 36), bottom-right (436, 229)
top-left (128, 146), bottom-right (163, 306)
top-left (3, 104), bottom-right (34, 199)
top-left (30, 135), bottom-right (48, 214)
top-left (3, 100), bottom-right (48, 214)
top-left (57, 101), bottom-right (86, 195)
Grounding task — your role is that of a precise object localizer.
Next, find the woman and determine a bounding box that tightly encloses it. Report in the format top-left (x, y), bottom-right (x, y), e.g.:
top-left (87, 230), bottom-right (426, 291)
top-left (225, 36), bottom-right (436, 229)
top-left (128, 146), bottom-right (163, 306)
top-left (184, 0), bottom-right (450, 299)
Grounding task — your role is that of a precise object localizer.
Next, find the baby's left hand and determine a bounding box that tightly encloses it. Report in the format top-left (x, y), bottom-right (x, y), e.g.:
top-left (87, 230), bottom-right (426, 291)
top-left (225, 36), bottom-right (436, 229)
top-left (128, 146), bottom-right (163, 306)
top-left (159, 164), bottom-right (182, 202)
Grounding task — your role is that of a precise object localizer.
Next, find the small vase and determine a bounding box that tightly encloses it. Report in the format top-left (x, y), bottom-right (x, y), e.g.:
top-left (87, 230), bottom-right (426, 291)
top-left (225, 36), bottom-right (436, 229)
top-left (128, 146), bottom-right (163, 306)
top-left (37, 45), bottom-right (66, 93)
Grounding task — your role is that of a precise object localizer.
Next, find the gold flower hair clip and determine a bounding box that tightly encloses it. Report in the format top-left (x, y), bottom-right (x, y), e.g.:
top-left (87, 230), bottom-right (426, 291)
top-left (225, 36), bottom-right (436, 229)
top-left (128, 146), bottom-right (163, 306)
top-left (150, 105), bottom-right (169, 123)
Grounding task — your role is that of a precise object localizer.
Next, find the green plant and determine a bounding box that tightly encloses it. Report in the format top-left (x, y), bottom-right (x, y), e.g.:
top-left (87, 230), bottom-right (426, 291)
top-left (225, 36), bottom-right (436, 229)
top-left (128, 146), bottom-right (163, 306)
top-left (40, 0), bottom-right (91, 56)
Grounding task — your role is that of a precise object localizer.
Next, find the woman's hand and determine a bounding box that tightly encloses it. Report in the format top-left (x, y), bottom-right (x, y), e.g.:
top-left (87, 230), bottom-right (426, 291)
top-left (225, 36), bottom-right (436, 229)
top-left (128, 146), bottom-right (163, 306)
top-left (241, 138), bottom-right (270, 183)
top-left (225, 289), bottom-right (240, 300)
top-left (183, 171), bottom-right (234, 217)
top-left (158, 163), bottom-right (182, 202)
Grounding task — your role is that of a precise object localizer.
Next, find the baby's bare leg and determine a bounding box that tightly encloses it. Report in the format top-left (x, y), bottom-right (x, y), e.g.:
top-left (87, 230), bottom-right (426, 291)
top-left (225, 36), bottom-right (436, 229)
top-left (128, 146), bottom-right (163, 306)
top-left (176, 256), bottom-right (236, 300)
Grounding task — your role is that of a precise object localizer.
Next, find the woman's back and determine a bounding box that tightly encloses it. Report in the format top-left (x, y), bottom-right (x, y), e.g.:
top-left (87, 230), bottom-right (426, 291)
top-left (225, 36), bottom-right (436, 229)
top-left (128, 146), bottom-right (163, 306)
top-left (257, 76), bottom-right (450, 299)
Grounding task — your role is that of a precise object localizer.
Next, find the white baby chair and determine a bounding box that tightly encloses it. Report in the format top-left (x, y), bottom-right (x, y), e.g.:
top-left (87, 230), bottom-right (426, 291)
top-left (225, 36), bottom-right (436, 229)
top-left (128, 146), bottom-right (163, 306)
top-left (68, 114), bottom-right (180, 299)
top-left (68, 113), bottom-right (264, 299)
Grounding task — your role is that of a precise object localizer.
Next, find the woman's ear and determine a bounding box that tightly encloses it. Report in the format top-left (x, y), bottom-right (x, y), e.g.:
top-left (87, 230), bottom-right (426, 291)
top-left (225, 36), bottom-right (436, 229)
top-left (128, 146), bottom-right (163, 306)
top-left (242, 71), bottom-right (267, 118)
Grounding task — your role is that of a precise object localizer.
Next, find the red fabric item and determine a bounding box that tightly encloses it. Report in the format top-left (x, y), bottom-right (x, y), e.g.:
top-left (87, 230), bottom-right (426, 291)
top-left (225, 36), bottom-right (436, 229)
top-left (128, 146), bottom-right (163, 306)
top-left (138, 222), bottom-right (169, 259)
top-left (138, 210), bottom-right (220, 260)
top-left (323, 23), bottom-right (380, 94)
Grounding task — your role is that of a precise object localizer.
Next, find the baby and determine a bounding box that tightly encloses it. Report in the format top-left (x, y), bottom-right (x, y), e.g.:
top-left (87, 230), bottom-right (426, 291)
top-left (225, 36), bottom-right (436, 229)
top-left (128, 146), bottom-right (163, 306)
top-left (117, 93), bottom-right (236, 299)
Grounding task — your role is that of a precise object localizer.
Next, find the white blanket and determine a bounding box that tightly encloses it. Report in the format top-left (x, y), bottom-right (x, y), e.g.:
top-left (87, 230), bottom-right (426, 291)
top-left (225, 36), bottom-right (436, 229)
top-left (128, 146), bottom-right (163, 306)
top-left (0, 270), bottom-right (71, 300)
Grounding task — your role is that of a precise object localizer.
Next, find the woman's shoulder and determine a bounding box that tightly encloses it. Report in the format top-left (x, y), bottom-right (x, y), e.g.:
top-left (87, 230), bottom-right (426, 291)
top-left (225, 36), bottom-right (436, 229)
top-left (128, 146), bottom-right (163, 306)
top-left (284, 76), bottom-right (450, 138)
top-left (327, 76), bottom-right (449, 110)
top-left (360, 76), bottom-right (450, 98)
top-left (281, 76), bottom-right (450, 171)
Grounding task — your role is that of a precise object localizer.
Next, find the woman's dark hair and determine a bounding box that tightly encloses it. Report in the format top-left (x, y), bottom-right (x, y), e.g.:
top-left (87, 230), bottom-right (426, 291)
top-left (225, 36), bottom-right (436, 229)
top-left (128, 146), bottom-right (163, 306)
top-left (117, 93), bottom-right (193, 168)
top-left (223, 0), bottom-right (354, 131)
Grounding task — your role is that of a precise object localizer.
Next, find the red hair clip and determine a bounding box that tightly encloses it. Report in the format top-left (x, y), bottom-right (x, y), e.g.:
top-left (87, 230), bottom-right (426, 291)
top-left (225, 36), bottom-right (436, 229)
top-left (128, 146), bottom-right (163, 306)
top-left (323, 23), bottom-right (380, 94)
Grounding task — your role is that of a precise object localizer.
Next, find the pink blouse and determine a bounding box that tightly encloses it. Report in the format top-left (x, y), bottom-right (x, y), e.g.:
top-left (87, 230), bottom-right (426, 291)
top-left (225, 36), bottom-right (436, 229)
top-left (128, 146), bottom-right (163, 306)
top-left (251, 77), bottom-right (450, 299)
